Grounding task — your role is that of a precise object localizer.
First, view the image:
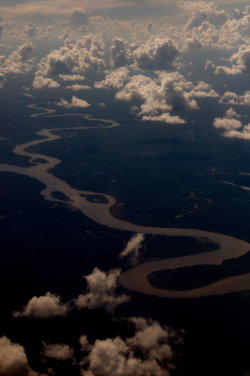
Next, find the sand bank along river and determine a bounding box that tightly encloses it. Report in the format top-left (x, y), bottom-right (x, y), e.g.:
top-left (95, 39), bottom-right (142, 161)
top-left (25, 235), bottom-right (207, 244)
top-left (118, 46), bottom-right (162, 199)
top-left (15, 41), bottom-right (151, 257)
top-left (1, 107), bottom-right (250, 298)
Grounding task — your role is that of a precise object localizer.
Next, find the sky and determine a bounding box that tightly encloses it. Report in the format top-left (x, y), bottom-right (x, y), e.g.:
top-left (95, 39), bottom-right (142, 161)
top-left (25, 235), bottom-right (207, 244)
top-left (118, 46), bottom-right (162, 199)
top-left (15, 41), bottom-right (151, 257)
top-left (1, 0), bottom-right (250, 375)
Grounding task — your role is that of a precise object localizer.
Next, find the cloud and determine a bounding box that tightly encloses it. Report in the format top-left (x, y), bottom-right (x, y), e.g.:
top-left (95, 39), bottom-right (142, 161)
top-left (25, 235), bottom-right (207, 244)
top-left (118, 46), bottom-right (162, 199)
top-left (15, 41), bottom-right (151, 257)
top-left (230, 46), bottom-right (250, 73)
top-left (127, 317), bottom-right (173, 355)
top-left (32, 34), bottom-right (105, 90)
top-left (59, 74), bottom-right (86, 81)
top-left (141, 113), bottom-right (186, 124)
top-left (35, 34), bottom-right (105, 78)
top-left (239, 91), bottom-right (250, 105)
top-left (132, 37), bottom-right (179, 70)
top-left (213, 117), bottom-right (242, 130)
top-left (208, 45), bottom-right (250, 75)
top-left (219, 91), bottom-right (239, 105)
top-left (219, 90), bottom-right (250, 105)
top-left (0, 336), bottom-right (41, 376)
top-left (177, 3), bottom-right (250, 50)
top-left (95, 67), bottom-right (130, 89)
top-left (13, 292), bottom-right (69, 319)
top-left (75, 268), bottom-right (130, 312)
top-left (183, 36), bottom-right (203, 50)
top-left (190, 80), bottom-right (219, 98)
top-left (65, 84), bottom-right (91, 90)
top-left (33, 75), bottom-right (60, 89)
top-left (1, 41), bottom-right (35, 74)
top-left (42, 343), bottom-right (74, 361)
top-left (80, 317), bottom-right (179, 376)
top-left (224, 125), bottom-right (250, 140)
top-left (119, 233), bottom-right (145, 258)
top-left (115, 74), bottom-right (173, 121)
top-left (56, 95), bottom-right (90, 108)
top-left (13, 268), bottom-right (130, 317)
top-left (225, 107), bottom-right (241, 118)
top-left (110, 38), bottom-right (133, 68)
top-left (115, 71), bottom-right (204, 124)
top-left (109, 35), bottom-right (179, 71)
top-left (184, 1), bottom-right (228, 30)
top-left (213, 112), bottom-right (250, 140)
top-left (220, 6), bottom-right (250, 40)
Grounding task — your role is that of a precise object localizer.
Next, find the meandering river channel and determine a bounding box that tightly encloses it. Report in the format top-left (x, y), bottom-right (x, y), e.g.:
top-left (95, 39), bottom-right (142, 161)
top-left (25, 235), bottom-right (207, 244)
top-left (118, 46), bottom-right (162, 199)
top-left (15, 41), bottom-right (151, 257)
top-left (1, 107), bottom-right (250, 298)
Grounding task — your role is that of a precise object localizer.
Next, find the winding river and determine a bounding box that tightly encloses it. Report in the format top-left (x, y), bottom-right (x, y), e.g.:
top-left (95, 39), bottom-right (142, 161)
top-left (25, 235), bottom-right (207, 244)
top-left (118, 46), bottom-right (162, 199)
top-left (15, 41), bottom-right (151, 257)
top-left (1, 106), bottom-right (250, 299)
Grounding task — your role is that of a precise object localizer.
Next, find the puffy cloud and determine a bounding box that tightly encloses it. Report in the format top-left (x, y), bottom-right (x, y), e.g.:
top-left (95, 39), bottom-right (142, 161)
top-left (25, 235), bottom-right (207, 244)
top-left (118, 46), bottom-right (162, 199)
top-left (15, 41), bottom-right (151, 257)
top-left (209, 46), bottom-right (250, 75)
top-left (80, 317), bottom-right (179, 376)
top-left (109, 35), bottom-right (179, 71)
top-left (127, 318), bottom-right (172, 352)
top-left (213, 117), bottom-right (242, 130)
top-left (95, 67), bottom-right (130, 89)
top-left (221, 7), bottom-right (250, 40)
top-left (213, 113), bottom-right (250, 140)
top-left (132, 37), bottom-right (179, 70)
top-left (225, 108), bottom-right (241, 118)
top-left (224, 124), bottom-right (250, 140)
top-left (65, 84), bottom-right (91, 90)
top-left (141, 113), bottom-right (186, 124)
top-left (59, 74), bottom-right (86, 81)
top-left (8, 41), bottom-right (34, 62)
top-left (183, 36), bottom-right (203, 50)
top-left (214, 65), bottom-right (243, 75)
top-left (115, 74), bottom-right (178, 123)
top-left (205, 59), bottom-right (243, 76)
top-left (229, 45), bottom-right (250, 73)
top-left (1, 41), bottom-right (35, 74)
top-left (33, 75), bottom-right (60, 89)
top-left (75, 268), bottom-right (129, 312)
top-left (219, 91), bottom-right (239, 105)
top-left (13, 292), bottom-right (69, 319)
top-left (42, 343), bottom-right (74, 361)
top-left (119, 233), bottom-right (145, 258)
top-left (184, 1), bottom-right (228, 30)
top-left (0, 336), bottom-right (41, 376)
top-left (115, 71), bottom-right (203, 124)
top-left (13, 268), bottom-right (130, 317)
top-left (32, 34), bottom-right (105, 90)
top-left (220, 91), bottom-right (250, 105)
top-left (56, 95), bottom-right (90, 108)
top-left (190, 81), bottom-right (219, 98)
top-left (110, 38), bottom-right (133, 68)
top-left (178, 3), bottom-right (250, 50)
top-left (240, 91), bottom-right (250, 106)
top-left (36, 34), bottom-right (105, 78)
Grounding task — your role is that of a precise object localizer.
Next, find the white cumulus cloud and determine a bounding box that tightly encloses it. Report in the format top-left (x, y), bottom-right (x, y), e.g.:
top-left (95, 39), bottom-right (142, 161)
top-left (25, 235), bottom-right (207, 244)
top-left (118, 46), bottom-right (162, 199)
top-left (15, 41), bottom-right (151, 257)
top-left (0, 336), bottom-right (42, 376)
top-left (132, 37), bottom-right (179, 70)
top-left (56, 95), bottom-right (90, 108)
top-left (75, 267), bottom-right (130, 312)
top-left (13, 292), bottom-right (69, 319)
top-left (79, 317), bottom-right (179, 376)
top-left (33, 76), bottom-right (60, 89)
top-left (95, 67), bottom-right (130, 89)
top-left (42, 343), bottom-right (74, 361)
top-left (120, 233), bottom-right (145, 258)
top-left (1, 41), bottom-right (35, 74)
